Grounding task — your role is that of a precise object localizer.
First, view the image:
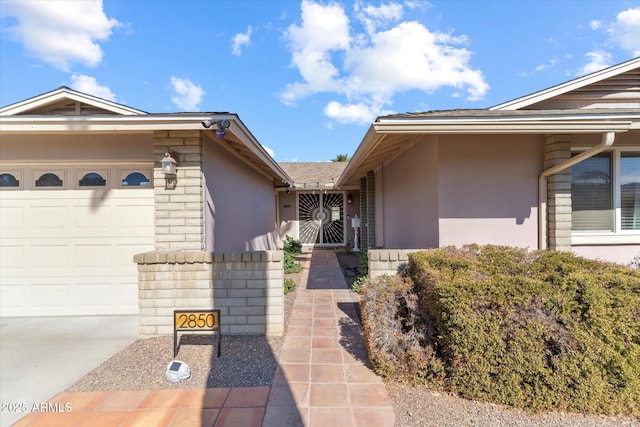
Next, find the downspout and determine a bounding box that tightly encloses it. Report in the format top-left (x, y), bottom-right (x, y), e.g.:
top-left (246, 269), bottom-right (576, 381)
top-left (538, 132), bottom-right (615, 250)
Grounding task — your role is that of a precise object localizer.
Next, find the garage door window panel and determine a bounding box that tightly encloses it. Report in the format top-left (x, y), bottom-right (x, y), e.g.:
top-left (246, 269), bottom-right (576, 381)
top-left (35, 172), bottom-right (64, 188)
top-left (0, 171), bottom-right (22, 189)
top-left (77, 169), bottom-right (108, 188)
top-left (121, 171), bottom-right (151, 187)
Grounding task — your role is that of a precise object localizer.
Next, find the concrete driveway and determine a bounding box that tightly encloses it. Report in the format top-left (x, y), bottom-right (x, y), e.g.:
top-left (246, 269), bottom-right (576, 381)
top-left (0, 315), bottom-right (138, 426)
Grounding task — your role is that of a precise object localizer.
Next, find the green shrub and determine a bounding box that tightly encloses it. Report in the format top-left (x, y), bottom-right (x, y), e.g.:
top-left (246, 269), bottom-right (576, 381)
top-left (351, 274), bottom-right (368, 294)
top-left (284, 278), bottom-right (296, 294)
top-left (363, 245), bottom-right (640, 416)
top-left (283, 235), bottom-right (302, 255)
top-left (282, 235), bottom-right (303, 274)
top-left (284, 252), bottom-right (303, 274)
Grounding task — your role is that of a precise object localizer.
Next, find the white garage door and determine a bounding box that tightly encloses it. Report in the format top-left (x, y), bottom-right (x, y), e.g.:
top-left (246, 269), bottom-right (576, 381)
top-left (0, 189), bottom-right (154, 316)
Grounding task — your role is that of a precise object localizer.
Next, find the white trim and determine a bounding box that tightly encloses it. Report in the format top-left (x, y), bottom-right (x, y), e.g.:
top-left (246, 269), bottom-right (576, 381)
top-left (491, 57), bottom-right (640, 111)
top-left (0, 87), bottom-right (147, 116)
top-left (572, 234), bottom-right (640, 245)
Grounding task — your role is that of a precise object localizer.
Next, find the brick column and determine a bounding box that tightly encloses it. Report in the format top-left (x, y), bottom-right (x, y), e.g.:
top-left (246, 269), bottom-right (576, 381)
top-left (545, 135), bottom-right (572, 252)
top-left (153, 130), bottom-right (204, 250)
top-left (366, 170), bottom-right (376, 249)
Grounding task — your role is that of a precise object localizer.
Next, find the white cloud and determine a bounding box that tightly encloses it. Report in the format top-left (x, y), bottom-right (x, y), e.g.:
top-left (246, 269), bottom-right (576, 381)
top-left (281, 0), bottom-right (350, 104)
top-left (0, 0), bottom-right (119, 71)
top-left (589, 20), bottom-right (602, 30)
top-left (281, 0), bottom-right (488, 124)
top-left (262, 145), bottom-right (275, 158)
top-left (232, 26), bottom-right (252, 56)
top-left (578, 51), bottom-right (613, 76)
top-left (608, 7), bottom-right (640, 56)
top-left (354, 1), bottom-right (403, 35)
top-left (170, 77), bottom-right (205, 111)
top-left (70, 74), bottom-right (116, 101)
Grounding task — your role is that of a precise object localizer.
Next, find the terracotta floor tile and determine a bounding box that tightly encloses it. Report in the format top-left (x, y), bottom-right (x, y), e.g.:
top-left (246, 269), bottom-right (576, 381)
top-left (313, 310), bottom-right (335, 319)
top-left (344, 365), bottom-right (383, 383)
top-left (311, 336), bottom-right (339, 349)
top-left (308, 407), bottom-right (353, 426)
top-left (262, 404), bottom-right (306, 427)
top-left (74, 410), bottom-right (130, 427)
top-left (310, 364), bottom-right (345, 383)
top-left (313, 318), bottom-right (337, 327)
top-left (311, 349), bottom-right (343, 364)
top-left (288, 317), bottom-right (313, 327)
top-left (309, 384), bottom-right (349, 407)
top-left (48, 391), bottom-right (109, 411)
top-left (279, 348), bottom-right (311, 363)
top-left (267, 383), bottom-right (309, 407)
top-left (353, 408), bottom-right (396, 427)
top-left (313, 327), bottom-right (338, 337)
top-left (273, 363), bottom-right (310, 383)
top-left (283, 336), bottom-right (312, 349)
top-left (291, 308), bottom-right (313, 317)
top-left (348, 384), bottom-right (392, 408)
top-left (224, 386), bottom-right (270, 407)
top-left (17, 410), bottom-right (87, 427)
top-left (180, 388), bottom-right (230, 408)
top-left (120, 409), bottom-right (176, 427)
top-left (138, 389), bottom-right (189, 409)
top-left (168, 408), bottom-right (220, 427)
top-left (93, 390), bottom-right (149, 411)
top-left (214, 407), bottom-right (265, 427)
top-left (286, 326), bottom-right (313, 337)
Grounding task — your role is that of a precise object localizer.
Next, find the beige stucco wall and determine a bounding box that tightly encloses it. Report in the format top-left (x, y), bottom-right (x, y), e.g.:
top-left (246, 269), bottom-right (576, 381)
top-left (0, 133), bottom-right (153, 161)
top-left (379, 137), bottom-right (440, 248)
top-left (203, 139), bottom-right (278, 252)
top-left (572, 245), bottom-right (640, 265)
top-left (438, 134), bottom-right (543, 248)
top-left (278, 191), bottom-right (298, 242)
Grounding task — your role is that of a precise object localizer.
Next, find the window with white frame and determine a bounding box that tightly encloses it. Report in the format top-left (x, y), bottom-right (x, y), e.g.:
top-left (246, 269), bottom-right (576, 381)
top-left (571, 149), bottom-right (640, 234)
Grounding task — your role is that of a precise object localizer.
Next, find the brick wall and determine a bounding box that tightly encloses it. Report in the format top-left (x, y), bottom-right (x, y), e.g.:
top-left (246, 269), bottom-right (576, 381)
top-left (153, 130), bottom-right (204, 250)
top-left (134, 250), bottom-right (284, 338)
top-left (544, 135), bottom-right (572, 252)
top-left (368, 249), bottom-right (421, 280)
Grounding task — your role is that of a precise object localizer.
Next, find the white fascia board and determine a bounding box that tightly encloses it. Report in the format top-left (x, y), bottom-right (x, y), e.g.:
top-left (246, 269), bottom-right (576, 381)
top-left (490, 57), bottom-right (640, 111)
top-left (336, 125), bottom-right (379, 187)
top-left (0, 88), bottom-right (146, 116)
top-left (373, 120), bottom-right (633, 134)
top-left (225, 119), bottom-right (293, 185)
top-left (0, 114), bottom-right (236, 132)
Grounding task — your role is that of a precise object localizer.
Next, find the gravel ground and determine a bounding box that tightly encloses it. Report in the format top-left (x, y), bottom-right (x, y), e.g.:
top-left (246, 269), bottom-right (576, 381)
top-left (67, 252), bottom-right (640, 426)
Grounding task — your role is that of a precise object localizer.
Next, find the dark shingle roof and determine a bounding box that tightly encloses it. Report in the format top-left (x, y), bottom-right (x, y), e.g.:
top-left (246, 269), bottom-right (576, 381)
top-left (279, 162), bottom-right (348, 189)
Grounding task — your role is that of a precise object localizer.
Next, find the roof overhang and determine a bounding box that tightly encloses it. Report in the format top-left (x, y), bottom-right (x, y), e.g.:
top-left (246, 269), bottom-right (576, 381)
top-left (337, 112), bottom-right (639, 187)
top-left (490, 57), bottom-right (640, 110)
top-left (0, 113), bottom-right (293, 185)
top-left (0, 86), bottom-right (147, 116)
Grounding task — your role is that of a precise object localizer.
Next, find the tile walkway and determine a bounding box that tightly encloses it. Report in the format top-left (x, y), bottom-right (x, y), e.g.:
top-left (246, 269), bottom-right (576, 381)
top-left (13, 249), bottom-right (395, 427)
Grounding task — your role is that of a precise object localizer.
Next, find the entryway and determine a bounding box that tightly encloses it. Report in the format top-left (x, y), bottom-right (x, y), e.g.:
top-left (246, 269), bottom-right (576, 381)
top-left (298, 192), bottom-right (345, 245)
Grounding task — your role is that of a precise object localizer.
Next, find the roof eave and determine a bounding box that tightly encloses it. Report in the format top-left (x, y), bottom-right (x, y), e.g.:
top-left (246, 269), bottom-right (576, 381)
top-left (490, 57), bottom-right (640, 111)
top-left (0, 87), bottom-right (147, 116)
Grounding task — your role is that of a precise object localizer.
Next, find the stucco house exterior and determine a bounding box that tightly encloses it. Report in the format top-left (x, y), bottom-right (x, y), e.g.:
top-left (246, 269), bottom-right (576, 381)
top-left (0, 87), bottom-right (292, 318)
top-left (338, 57), bottom-right (640, 266)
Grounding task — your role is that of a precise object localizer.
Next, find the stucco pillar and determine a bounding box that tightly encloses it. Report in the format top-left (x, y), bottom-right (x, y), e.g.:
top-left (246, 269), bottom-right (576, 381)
top-left (153, 130), bottom-right (205, 250)
top-left (366, 170), bottom-right (376, 249)
top-left (545, 135), bottom-right (572, 252)
top-left (360, 177), bottom-right (368, 249)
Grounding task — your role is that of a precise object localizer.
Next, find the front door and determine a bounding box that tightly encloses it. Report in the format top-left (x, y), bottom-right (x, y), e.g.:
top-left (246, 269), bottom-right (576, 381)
top-left (298, 192), bottom-right (345, 245)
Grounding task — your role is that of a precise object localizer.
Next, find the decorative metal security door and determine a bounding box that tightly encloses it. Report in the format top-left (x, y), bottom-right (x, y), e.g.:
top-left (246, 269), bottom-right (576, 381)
top-left (298, 192), bottom-right (345, 245)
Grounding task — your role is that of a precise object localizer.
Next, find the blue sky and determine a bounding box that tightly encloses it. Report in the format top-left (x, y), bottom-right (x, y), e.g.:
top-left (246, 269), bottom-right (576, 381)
top-left (1, 0), bottom-right (639, 162)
